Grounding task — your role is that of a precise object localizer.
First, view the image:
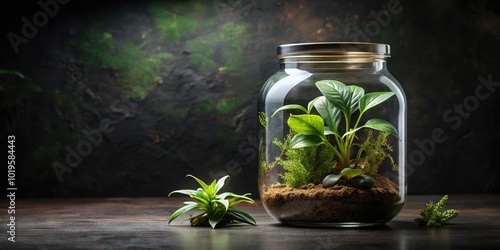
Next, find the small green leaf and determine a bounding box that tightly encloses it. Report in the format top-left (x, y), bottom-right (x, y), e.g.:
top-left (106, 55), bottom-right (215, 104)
top-left (289, 133), bottom-right (324, 149)
top-left (191, 189), bottom-right (210, 208)
top-left (362, 118), bottom-right (399, 139)
top-left (272, 104), bottom-right (308, 117)
top-left (359, 92), bottom-right (395, 114)
top-left (350, 174), bottom-right (375, 188)
top-left (168, 202), bottom-right (200, 224)
top-left (340, 168), bottom-right (362, 180)
top-left (209, 209), bottom-right (226, 228)
top-left (307, 97), bottom-right (320, 114)
top-left (346, 85), bottom-right (364, 114)
top-left (187, 175), bottom-right (210, 192)
top-left (342, 127), bottom-right (363, 138)
top-left (215, 175), bottom-right (230, 193)
top-left (322, 174), bottom-right (342, 188)
top-left (219, 192), bottom-right (255, 206)
top-left (324, 127), bottom-right (339, 136)
top-left (213, 199), bottom-right (229, 211)
top-left (287, 114), bottom-right (325, 137)
top-left (228, 207), bottom-right (256, 225)
top-left (168, 189), bottom-right (197, 197)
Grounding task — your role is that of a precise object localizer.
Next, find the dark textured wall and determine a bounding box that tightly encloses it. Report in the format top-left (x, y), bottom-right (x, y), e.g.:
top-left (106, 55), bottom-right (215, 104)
top-left (1, 0), bottom-right (499, 197)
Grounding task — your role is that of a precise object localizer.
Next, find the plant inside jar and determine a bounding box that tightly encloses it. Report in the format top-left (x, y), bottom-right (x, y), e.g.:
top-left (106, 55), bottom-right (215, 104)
top-left (270, 80), bottom-right (398, 188)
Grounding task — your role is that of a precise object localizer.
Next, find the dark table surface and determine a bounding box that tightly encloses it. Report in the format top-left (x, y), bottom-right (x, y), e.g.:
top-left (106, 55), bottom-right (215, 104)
top-left (2, 195), bottom-right (500, 249)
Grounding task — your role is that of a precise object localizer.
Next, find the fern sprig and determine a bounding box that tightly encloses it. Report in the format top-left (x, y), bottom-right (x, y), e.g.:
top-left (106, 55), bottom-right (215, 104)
top-left (414, 195), bottom-right (460, 227)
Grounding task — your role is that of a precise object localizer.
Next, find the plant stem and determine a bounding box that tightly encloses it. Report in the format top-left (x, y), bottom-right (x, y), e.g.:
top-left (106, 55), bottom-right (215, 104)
top-left (323, 139), bottom-right (344, 167)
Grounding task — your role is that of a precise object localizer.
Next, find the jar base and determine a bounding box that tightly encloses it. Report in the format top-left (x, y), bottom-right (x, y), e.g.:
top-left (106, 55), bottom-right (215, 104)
top-left (281, 221), bottom-right (386, 228)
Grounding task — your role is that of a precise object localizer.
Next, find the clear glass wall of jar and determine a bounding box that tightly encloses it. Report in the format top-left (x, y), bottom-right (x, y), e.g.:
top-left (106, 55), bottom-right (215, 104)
top-left (258, 42), bottom-right (406, 227)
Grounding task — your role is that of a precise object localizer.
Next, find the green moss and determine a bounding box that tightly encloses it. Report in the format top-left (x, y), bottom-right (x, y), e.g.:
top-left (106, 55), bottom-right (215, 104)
top-left (216, 98), bottom-right (241, 116)
top-left (272, 132), bottom-right (335, 188)
top-left (186, 22), bottom-right (247, 72)
top-left (193, 98), bottom-right (216, 115)
top-left (149, 1), bottom-right (250, 91)
top-left (148, 1), bottom-right (211, 43)
top-left (76, 24), bottom-right (173, 100)
top-left (219, 22), bottom-right (246, 72)
top-left (359, 130), bottom-right (397, 176)
top-left (192, 98), bottom-right (242, 116)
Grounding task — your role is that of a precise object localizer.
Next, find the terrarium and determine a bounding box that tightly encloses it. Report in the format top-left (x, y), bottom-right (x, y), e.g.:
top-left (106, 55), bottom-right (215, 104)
top-left (258, 42), bottom-right (406, 227)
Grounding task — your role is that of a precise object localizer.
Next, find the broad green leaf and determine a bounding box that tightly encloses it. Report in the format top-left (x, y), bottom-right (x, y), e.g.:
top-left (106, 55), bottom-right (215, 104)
top-left (315, 80), bottom-right (349, 114)
top-left (359, 92), bottom-right (395, 114)
top-left (287, 114), bottom-right (324, 137)
top-left (346, 85), bottom-right (364, 114)
top-left (168, 202), bottom-right (200, 224)
top-left (272, 104), bottom-right (308, 117)
top-left (350, 174), bottom-right (375, 188)
top-left (290, 133), bottom-right (324, 149)
top-left (322, 174), bottom-right (342, 188)
top-left (215, 175), bottom-right (230, 193)
top-left (362, 118), bottom-right (399, 139)
top-left (168, 189), bottom-right (197, 197)
top-left (313, 96), bottom-right (341, 133)
top-left (340, 168), bottom-right (362, 180)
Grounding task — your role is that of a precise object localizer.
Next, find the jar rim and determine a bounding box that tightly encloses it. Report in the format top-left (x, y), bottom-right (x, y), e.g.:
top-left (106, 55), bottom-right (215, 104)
top-left (277, 42), bottom-right (390, 60)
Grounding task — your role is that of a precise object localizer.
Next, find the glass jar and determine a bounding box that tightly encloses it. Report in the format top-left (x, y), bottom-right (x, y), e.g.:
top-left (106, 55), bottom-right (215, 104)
top-left (258, 42), bottom-right (406, 227)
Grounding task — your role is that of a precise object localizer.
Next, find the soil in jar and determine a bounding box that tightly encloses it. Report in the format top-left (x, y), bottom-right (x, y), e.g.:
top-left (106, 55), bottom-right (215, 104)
top-left (261, 174), bottom-right (402, 223)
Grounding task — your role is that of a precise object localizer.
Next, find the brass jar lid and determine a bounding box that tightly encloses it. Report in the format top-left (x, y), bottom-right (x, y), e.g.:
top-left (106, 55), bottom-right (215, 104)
top-left (277, 42), bottom-right (390, 61)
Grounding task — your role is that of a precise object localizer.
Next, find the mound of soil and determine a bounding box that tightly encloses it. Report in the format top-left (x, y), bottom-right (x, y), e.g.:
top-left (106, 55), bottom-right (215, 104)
top-left (261, 175), bottom-right (403, 224)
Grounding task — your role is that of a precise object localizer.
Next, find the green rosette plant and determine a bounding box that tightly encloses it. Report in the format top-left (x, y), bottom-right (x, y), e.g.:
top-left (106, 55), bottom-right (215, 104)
top-left (168, 175), bottom-right (256, 228)
top-left (273, 80), bottom-right (398, 188)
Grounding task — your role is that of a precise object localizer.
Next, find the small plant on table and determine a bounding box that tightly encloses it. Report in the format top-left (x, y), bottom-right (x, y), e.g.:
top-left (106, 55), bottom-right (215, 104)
top-left (168, 174), bottom-right (256, 229)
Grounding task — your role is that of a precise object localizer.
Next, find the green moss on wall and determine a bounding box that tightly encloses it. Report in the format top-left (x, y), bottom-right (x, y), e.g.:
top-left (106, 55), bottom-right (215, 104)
top-left (76, 24), bottom-right (173, 100)
top-left (193, 98), bottom-right (216, 115)
top-left (191, 97), bottom-right (243, 117)
top-left (186, 22), bottom-right (247, 72)
top-left (148, 1), bottom-right (214, 43)
top-left (216, 98), bottom-right (241, 116)
top-left (149, 0), bottom-right (248, 72)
